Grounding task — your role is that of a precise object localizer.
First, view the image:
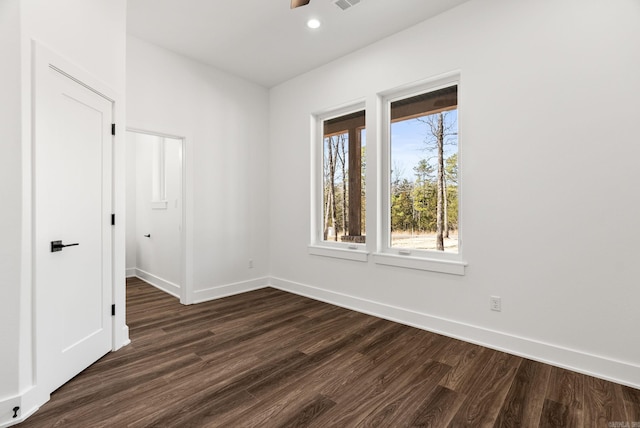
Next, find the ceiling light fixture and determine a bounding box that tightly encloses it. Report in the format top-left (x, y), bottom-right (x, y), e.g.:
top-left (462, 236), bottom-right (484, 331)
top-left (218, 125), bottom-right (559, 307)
top-left (307, 18), bottom-right (321, 29)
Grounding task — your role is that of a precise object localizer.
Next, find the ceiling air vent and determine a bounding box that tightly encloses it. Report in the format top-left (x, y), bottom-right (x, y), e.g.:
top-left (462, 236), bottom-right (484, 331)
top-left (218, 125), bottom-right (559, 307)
top-left (335, 0), bottom-right (361, 11)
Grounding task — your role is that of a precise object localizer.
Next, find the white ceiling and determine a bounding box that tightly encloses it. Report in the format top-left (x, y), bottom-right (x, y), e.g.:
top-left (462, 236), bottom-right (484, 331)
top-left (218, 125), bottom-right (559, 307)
top-left (127, 0), bottom-right (470, 88)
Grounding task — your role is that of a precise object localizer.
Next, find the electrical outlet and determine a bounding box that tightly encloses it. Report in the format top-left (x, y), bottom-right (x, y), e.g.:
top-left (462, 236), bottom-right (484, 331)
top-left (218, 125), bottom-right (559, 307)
top-left (490, 296), bottom-right (502, 312)
top-left (248, 259), bottom-right (254, 269)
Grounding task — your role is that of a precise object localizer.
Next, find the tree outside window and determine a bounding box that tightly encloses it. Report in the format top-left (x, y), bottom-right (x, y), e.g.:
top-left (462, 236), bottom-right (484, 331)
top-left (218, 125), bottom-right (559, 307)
top-left (390, 85), bottom-right (458, 253)
top-left (322, 110), bottom-right (366, 244)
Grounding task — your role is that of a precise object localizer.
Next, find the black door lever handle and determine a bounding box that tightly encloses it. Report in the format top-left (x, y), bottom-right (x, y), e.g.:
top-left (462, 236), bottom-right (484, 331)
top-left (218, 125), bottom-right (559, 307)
top-left (51, 240), bottom-right (79, 252)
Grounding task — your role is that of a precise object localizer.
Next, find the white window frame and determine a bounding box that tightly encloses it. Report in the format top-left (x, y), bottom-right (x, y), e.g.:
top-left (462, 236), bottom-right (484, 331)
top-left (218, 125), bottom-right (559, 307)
top-left (309, 101), bottom-right (369, 262)
top-left (375, 73), bottom-right (467, 275)
top-left (151, 136), bottom-right (168, 210)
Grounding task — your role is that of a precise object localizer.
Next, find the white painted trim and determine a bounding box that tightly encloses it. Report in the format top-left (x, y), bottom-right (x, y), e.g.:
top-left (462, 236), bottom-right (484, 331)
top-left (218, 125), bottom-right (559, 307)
top-left (117, 326), bottom-right (131, 349)
top-left (377, 71), bottom-right (466, 264)
top-left (125, 268), bottom-right (136, 278)
top-left (133, 269), bottom-right (180, 299)
top-left (373, 252), bottom-right (466, 275)
top-left (268, 276), bottom-right (640, 389)
top-left (191, 277), bottom-right (270, 304)
top-left (310, 100), bottom-right (367, 249)
top-left (0, 386), bottom-right (42, 428)
top-left (150, 200), bottom-right (168, 210)
top-left (308, 245), bottom-right (369, 262)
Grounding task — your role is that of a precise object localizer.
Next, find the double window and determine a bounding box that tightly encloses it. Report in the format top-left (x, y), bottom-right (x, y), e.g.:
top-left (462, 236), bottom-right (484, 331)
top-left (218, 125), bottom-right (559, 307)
top-left (311, 74), bottom-right (465, 274)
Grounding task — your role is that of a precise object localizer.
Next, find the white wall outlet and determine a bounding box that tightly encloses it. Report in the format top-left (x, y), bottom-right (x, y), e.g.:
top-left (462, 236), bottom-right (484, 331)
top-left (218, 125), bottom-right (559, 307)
top-left (248, 259), bottom-right (254, 269)
top-left (490, 296), bottom-right (502, 312)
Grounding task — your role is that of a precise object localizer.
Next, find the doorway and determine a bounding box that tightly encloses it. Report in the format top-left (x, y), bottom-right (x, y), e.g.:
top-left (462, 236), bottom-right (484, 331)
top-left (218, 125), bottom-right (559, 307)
top-left (126, 130), bottom-right (186, 303)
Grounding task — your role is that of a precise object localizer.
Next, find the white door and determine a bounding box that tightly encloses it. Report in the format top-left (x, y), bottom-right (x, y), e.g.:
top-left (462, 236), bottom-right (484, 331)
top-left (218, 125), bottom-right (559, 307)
top-left (34, 50), bottom-right (114, 393)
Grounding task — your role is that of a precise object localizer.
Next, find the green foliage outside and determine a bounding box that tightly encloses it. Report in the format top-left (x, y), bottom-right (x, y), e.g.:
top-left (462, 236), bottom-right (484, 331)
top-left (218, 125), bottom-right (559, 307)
top-left (321, 109), bottom-right (458, 251)
top-left (391, 152), bottom-right (457, 235)
top-left (390, 110), bottom-right (458, 252)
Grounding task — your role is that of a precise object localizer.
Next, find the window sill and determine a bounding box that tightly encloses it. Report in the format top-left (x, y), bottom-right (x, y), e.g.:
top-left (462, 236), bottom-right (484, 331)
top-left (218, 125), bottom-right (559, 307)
top-left (308, 245), bottom-right (369, 262)
top-left (373, 253), bottom-right (467, 275)
top-left (151, 201), bottom-right (168, 210)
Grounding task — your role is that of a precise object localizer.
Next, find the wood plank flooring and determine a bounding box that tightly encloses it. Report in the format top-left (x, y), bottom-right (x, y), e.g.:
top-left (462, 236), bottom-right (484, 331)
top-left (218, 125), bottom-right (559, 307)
top-left (20, 277), bottom-right (640, 427)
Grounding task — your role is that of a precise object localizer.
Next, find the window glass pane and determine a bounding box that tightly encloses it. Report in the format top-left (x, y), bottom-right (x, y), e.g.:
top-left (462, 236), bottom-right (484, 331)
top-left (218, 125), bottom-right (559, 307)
top-left (151, 137), bottom-right (166, 202)
top-left (322, 110), bottom-right (366, 243)
top-left (390, 86), bottom-right (458, 253)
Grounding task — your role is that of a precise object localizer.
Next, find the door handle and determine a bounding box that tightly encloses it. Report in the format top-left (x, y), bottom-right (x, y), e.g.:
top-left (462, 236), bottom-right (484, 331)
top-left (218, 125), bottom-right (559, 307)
top-left (144, 234), bottom-right (151, 238)
top-left (51, 240), bottom-right (79, 252)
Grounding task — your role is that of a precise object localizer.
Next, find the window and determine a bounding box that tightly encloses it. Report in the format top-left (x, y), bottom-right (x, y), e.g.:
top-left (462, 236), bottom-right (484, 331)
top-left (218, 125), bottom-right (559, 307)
top-left (390, 85), bottom-right (458, 252)
top-left (377, 77), bottom-right (465, 274)
top-left (151, 137), bottom-right (166, 204)
top-left (323, 110), bottom-right (366, 243)
top-left (310, 105), bottom-right (367, 261)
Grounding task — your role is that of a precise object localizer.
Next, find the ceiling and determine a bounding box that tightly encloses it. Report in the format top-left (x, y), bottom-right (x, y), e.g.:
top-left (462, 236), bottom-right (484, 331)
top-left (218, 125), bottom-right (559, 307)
top-left (127, 0), bottom-right (470, 88)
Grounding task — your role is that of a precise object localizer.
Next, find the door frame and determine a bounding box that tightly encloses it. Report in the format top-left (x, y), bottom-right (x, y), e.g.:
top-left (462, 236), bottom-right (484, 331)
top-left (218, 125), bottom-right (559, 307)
top-left (126, 128), bottom-right (188, 304)
top-left (31, 41), bottom-right (123, 402)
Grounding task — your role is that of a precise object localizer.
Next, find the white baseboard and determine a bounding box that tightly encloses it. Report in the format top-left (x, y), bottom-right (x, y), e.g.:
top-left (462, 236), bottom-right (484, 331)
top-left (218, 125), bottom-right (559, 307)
top-left (0, 387), bottom-right (43, 428)
top-left (269, 276), bottom-right (640, 389)
top-left (9, 274), bottom-right (638, 428)
top-left (191, 277), bottom-right (269, 304)
top-left (133, 268), bottom-right (180, 298)
top-left (125, 268), bottom-right (136, 278)
top-left (116, 325), bottom-right (131, 350)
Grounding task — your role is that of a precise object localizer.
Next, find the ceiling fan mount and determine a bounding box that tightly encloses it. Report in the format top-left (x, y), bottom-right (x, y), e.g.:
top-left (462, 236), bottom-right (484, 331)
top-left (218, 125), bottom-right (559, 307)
top-left (291, 0), bottom-right (311, 9)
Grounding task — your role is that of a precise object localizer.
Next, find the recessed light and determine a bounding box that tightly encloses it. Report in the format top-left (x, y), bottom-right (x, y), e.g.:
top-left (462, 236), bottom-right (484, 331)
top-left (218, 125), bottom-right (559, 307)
top-left (307, 18), bottom-right (321, 29)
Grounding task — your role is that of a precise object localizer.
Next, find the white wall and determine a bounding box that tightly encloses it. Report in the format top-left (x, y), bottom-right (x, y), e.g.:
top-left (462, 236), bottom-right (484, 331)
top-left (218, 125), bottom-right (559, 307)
top-left (269, 0), bottom-right (640, 387)
top-left (0, 0), bottom-right (23, 407)
top-left (0, 1), bottom-right (127, 425)
top-left (126, 36), bottom-right (271, 302)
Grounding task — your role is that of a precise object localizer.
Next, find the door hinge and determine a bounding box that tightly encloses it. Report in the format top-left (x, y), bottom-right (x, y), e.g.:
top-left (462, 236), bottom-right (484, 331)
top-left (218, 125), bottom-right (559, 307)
top-left (111, 123), bottom-right (116, 136)
top-left (111, 214), bottom-right (115, 226)
top-left (111, 304), bottom-right (116, 316)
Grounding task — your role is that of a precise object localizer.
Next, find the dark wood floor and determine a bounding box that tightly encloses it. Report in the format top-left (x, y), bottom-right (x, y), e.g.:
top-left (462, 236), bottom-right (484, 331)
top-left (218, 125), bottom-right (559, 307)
top-left (20, 277), bottom-right (640, 427)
